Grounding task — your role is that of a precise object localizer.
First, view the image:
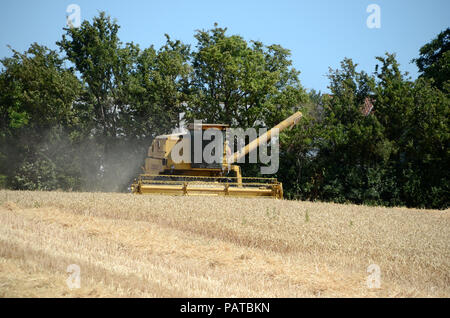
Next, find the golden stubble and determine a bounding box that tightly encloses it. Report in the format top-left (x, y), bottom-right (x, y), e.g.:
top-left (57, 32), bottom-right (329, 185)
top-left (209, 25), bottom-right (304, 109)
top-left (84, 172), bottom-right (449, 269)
top-left (0, 190), bottom-right (448, 297)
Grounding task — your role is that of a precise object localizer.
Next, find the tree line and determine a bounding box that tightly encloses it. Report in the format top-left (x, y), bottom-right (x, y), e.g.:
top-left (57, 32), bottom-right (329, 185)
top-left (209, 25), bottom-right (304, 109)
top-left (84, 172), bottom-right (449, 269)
top-left (0, 12), bottom-right (448, 209)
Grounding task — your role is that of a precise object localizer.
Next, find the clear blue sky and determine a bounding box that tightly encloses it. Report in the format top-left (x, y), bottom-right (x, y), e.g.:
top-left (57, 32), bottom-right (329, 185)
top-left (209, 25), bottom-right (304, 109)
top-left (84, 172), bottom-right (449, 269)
top-left (1, 0), bottom-right (449, 92)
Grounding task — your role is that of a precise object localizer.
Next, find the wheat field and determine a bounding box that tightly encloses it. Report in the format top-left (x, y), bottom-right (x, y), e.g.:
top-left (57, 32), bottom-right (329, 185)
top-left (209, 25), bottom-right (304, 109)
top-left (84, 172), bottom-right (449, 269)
top-left (0, 190), bottom-right (448, 297)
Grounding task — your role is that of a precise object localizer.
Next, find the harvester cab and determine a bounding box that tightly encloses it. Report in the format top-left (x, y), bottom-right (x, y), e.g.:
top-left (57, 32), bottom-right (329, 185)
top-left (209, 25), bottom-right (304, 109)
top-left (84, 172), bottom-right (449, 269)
top-left (131, 111), bottom-right (302, 199)
top-left (144, 123), bottom-right (232, 176)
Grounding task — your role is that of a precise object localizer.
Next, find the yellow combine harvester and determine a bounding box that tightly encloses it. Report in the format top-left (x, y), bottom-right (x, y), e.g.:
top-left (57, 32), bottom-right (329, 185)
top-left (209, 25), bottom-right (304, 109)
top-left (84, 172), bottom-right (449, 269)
top-left (131, 111), bottom-right (302, 199)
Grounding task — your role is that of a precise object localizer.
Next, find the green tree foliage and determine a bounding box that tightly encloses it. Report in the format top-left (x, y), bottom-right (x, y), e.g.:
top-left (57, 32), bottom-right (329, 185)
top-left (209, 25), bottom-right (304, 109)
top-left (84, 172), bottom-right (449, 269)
top-left (56, 13), bottom-right (191, 191)
top-left (188, 24), bottom-right (306, 128)
top-left (413, 28), bottom-right (450, 91)
top-left (124, 35), bottom-right (191, 140)
top-left (0, 43), bottom-right (82, 190)
top-left (282, 53), bottom-right (449, 209)
top-left (57, 12), bottom-right (123, 140)
top-left (374, 54), bottom-right (449, 208)
top-left (282, 58), bottom-right (395, 205)
top-left (0, 43), bottom-right (81, 131)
